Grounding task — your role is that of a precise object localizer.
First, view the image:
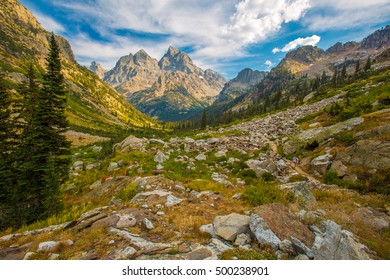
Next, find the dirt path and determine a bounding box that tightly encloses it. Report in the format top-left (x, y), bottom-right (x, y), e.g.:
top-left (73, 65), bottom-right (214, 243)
top-left (267, 139), bottom-right (321, 183)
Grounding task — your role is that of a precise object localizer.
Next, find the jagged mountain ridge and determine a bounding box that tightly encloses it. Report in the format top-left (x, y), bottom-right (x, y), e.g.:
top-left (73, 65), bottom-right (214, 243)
top-left (0, 0), bottom-right (154, 135)
top-left (98, 46), bottom-right (226, 121)
top-left (89, 61), bottom-right (106, 79)
top-left (214, 68), bottom-right (267, 105)
top-left (224, 25), bottom-right (390, 113)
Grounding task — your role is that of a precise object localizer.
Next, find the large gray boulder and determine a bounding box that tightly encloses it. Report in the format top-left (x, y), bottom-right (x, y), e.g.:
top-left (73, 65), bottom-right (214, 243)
top-left (114, 135), bottom-right (146, 153)
top-left (336, 140), bottom-right (390, 170)
top-left (284, 117), bottom-right (364, 155)
top-left (312, 220), bottom-right (372, 260)
top-left (249, 214), bottom-right (281, 249)
top-left (213, 213), bottom-right (250, 242)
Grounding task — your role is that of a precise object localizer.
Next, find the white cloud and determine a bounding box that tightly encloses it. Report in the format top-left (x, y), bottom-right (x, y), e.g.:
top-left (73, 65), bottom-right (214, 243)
top-left (272, 35), bottom-right (320, 53)
top-left (304, 0), bottom-right (390, 30)
top-left (45, 0), bottom-right (310, 70)
top-left (34, 12), bottom-right (65, 33)
top-left (264, 60), bottom-right (274, 67)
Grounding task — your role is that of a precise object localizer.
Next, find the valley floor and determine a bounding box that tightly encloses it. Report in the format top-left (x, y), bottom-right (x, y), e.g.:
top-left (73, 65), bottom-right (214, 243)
top-left (0, 92), bottom-right (389, 260)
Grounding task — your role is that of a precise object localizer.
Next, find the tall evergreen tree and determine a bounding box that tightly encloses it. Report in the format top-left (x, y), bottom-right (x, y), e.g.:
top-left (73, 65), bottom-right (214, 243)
top-left (355, 60), bottom-right (360, 76)
top-left (200, 110), bottom-right (207, 130)
top-left (364, 57), bottom-right (371, 71)
top-left (341, 64), bottom-right (347, 80)
top-left (0, 74), bottom-right (17, 228)
top-left (17, 35), bottom-right (71, 224)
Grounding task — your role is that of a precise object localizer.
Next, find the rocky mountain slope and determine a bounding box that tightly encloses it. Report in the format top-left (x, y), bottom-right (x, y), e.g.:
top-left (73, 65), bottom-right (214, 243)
top-left (99, 47), bottom-right (226, 121)
top-left (217, 26), bottom-right (390, 114)
top-left (1, 72), bottom-right (388, 259)
top-left (214, 68), bottom-right (267, 105)
top-left (89, 61), bottom-right (106, 79)
top-left (0, 0), bottom-right (154, 136)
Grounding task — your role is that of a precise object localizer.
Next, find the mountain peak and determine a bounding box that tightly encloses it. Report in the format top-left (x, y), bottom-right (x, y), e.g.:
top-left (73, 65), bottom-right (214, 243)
top-left (89, 61), bottom-right (106, 79)
top-left (159, 46), bottom-right (198, 74)
top-left (167, 46), bottom-right (180, 56)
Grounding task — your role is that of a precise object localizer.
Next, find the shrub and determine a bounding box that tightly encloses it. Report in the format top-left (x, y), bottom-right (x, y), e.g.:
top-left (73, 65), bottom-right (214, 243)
top-left (288, 174), bottom-right (306, 182)
top-left (116, 182), bottom-right (138, 201)
top-left (261, 172), bottom-right (275, 182)
top-left (323, 170), bottom-right (339, 184)
top-left (242, 182), bottom-right (292, 206)
top-left (220, 248), bottom-right (277, 260)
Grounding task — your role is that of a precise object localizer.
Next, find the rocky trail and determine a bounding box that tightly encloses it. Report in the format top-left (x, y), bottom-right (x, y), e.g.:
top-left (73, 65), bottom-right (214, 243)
top-left (1, 93), bottom-right (389, 260)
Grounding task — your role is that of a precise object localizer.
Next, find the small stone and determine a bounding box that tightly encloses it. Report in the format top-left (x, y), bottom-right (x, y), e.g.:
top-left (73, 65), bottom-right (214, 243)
top-left (234, 233), bottom-right (251, 246)
top-left (49, 253), bottom-right (60, 260)
top-left (143, 218), bottom-right (154, 230)
top-left (37, 241), bottom-right (60, 252)
top-left (215, 150), bottom-right (226, 158)
top-left (107, 162), bottom-right (119, 171)
top-left (195, 154), bottom-right (206, 161)
top-left (116, 215), bottom-right (137, 228)
top-left (165, 195), bottom-right (182, 207)
top-left (279, 239), bottom-right (295, 255)
top-left (295, 254), bottom-right (309, 260)
top-left (23, 252), bottom-right (35, 260)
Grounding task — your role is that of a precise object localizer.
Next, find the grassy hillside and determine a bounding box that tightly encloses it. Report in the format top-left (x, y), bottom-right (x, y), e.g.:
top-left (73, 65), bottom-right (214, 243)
top-left (0, 0), bottom-right (155, 137)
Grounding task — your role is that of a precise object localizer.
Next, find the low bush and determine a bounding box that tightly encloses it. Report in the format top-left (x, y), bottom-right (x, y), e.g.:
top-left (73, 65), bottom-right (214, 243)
top-left (116, 182), bottom-right (138, 201)
top-left (242, 182), bottom-right (294, 206)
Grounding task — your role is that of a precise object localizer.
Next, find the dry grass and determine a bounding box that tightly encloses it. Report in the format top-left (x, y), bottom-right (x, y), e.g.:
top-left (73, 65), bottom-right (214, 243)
top-left (149, 194), bottom-right (251, 244)
top-left (312, 188), bottom-right (390, 259)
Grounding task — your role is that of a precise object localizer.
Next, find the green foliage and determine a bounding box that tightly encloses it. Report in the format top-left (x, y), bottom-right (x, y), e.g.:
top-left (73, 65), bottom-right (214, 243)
top-left (200, 110), bottom-right (207, 130)
top-left (323, 170), bottom-right (339, 184)
top-left (242, 182), bottom-right (293, 206)
top-left (117, 182), bottom-right (138, 201)
top-left (220, 248), bottom-right (277, 260)
top-left (288, 174), bottom-right (306, 182)
top-left (261, 172), bottom-right (275, 182)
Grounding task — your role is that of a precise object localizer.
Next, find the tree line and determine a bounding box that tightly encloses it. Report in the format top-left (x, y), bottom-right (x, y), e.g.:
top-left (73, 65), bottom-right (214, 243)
top-left (0, 34), bottom-right (70, 230)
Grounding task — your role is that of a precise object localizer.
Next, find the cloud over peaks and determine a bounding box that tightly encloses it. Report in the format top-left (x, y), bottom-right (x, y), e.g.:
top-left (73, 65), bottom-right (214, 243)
top-left (272, 35), bottom-right (320, 53)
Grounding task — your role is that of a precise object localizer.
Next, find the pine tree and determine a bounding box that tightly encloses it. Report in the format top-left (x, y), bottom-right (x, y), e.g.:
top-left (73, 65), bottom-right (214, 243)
top-left (321, 71), bottom-right (327, 84)
top-left (17, 35), bottom-right (71, 224)
top-left (200, 110), bottom-right (207, 129)
top-left (341, 64), bottom-right (347, 80)
top-left (0, 74), bottom-right (17, 228)
top-left (364, 57), bottom-right (371, 71)
top-left (355, 60), bottom-right (360, 76)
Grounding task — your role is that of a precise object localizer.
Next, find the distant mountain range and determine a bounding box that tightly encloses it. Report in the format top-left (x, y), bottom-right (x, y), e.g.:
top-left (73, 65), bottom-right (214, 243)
top-left (217, 25), bottom-right (390, 114)
top-left (91, 47), bottom-right (226, 121)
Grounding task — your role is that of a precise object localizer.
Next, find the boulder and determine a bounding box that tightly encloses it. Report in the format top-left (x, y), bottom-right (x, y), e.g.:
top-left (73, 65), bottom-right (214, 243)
top-left (251, 204), bottom-right (315, 247)
top-left (165, 195), bottom-right (182, 207)
top-left (249, 214), bottom-right (281, 249)
top-left (108, 246), bottom-right (137, 260)
top-left (195, 154), bottom-right (206, 161)
top-left (107, 162), bottom-right (119, 171)
top-left (114, 135), bottom-right (145, 153)
top-left (310, 154), bottom-right (332, 175)
top-left (234, 233), bottom-right (251, 246)
top-left (280, 182), bottom-right (317, 209)
top-left (351, 207), bottom-right (389, 231)
top-left (312, 220), bottom-right (372, 260)
top-left (116, 214), bottom-right (137, 228)
top-left (154, 150), bottom-right (169, 163)
top-left (213, 213), bottom-right (250, 241)
top-left (330, 160), bottom-right (348, 177)
top-left (336, 140), bottom-right (390, 170)
top-left (284, 117), bottom-right (364, 155)
top-left (143, 218), bottom-right (154, 230)
top-left (215, 150), bottom-right (226, 158)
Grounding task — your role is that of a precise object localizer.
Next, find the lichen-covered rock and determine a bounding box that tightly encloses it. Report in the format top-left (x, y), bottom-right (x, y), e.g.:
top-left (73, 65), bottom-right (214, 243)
top-left (312, 220), bottom-right (372, 260)
top-left (213, 213), bottom-right (250, 242)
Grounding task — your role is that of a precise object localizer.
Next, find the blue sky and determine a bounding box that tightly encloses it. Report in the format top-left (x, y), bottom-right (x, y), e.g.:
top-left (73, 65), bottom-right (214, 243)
top-left (20, 0), bottom-right (390, 79)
